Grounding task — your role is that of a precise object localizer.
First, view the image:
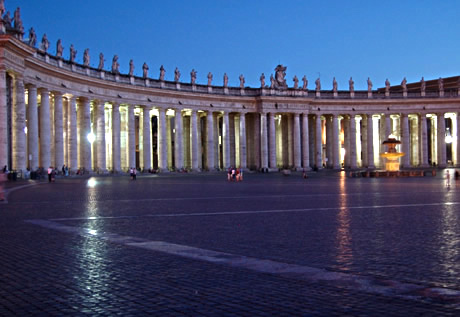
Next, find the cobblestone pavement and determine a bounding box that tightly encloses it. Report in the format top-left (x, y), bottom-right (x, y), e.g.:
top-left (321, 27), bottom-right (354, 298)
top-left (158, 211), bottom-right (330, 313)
top-left (1, 170), bottom-right (460, 316)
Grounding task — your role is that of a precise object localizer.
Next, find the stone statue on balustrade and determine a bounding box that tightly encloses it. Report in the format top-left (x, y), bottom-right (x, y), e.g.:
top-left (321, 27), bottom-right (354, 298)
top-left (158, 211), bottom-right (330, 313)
top-left (70, 44), bottom-right (77, 63)
top-left (315, 78), bottom-right (321, 91)
top-left (56, 39), bottom-right (63, 58)
top-left (174, 67), bottom-right (181, 82)
top-left (28, 27), bottom-right (37, 47)
top-left (438, 77), bottom-right (444, 91)
top-left (367, 77), bottom-right (373, 91)
top-left (239, 74), bottom-right (245, 88)
top-left (332, 77), bottom-right (337, 92)
top-left (111, 55), bottom-right (119, 74)
top-left (260, 73), bottom-right (265, 88)
top-left (270, 74), bottom-right (275, 89)
top-left (0, 0), bottom-right (4, 18)
top-left (143, 63), bottom-right (149, 78)
top-left (207, 72), bottom-right (213, 86)
top-left (420, 77), bottom-right (425, 93)
top-left (302, 76), bottom-right (308, 90)
top-left (223, 73), bottom-right (228, 87)
top-left (159, 65), bottom-right (165, 81)
top-left (274, 64), bottom-right (287, 89)
top-left (2, 11), bottom-right (11, 28)
top-left (98, 53), bottom-right (104, 70)
top-left (129, 59), bottom-right (134, 76)
top-left (190, 69), bottom-right (197, 84)
top-left (349, 77), bottom-right (354, 92)
top-left (13, 7), bottom-right (23, 33)
top-left (41, 34), bottom-right (49, 53)
top-left (385, 79), bottom-right (390, 93)
top-left (293, 75), bottom-right (299, 89)
top-left (83, 49), bottom-right (90, 67)
top-left (401, 77), bottom-right (407, 92)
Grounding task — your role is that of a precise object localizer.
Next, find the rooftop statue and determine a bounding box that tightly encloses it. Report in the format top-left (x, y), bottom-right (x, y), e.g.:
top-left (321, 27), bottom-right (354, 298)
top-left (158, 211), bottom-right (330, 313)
top-left (223, 73), bottom-right (228, 87)
top-left (385, 78), bottom-right (390, 92)
top-left (401, 77), bottom-right (407, 92)
top-left (3, 11), bottom-right (11, 28)
top-left (28, 27), bottom-right (36, 47)
top-left (129, 59), bottom-right (134, 76)
top-left (159, 65), bottom-right (165, 81)
top-left (420, 77), bottom-right (425, 92)
top-left (0, 0), bottom-right (4, 17)
top-left (207, 72), bottom-right (213, 86)
top-left (293, 75), bottom-right (299, 89)
top-left (41, 34), bottom-right (49, 53)
top-left (142, 62), bottom-right (149, 78)
top-left (111, 55), bottom-right (119, 74)
top-left (190, 69), bottom-right (197, 84)
top-left (260, 73), bottom-right (265, 88)
top-left (302, 76), bottom-right (308, 90)
top-left (332, 77), bottom-right (337, 92)
top-left (349, 77), bottom-right (354, 92)
top-left (56, 39), bottom-right (63, 58)
top-left (13, 7), bottom-right (23, 32)
top-left (239, 74), bottom-right (245, 88)
top-left (83, 49), bottom-right (90, 67)
top-left (274, 64), bottom-right (287, 89)
top-left (438, 77), bottom-right (444, 91)
top-left (270, 74), bottom-right (275, 88)
top-left (174, 67), bottom-right (180, 82)
top-left (69, 44), bottom-right (77, 63)
top-left (367, 77), bottom-right (373, 91)
top-left (315, 77), bottom-right (321, 91)
top-left (98, 53), bottom-right (104, 70)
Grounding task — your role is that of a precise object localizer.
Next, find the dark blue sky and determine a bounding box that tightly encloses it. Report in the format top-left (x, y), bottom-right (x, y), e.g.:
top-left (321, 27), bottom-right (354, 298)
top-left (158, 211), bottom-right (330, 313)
top-left (7, 0), bottom-right (460, 89)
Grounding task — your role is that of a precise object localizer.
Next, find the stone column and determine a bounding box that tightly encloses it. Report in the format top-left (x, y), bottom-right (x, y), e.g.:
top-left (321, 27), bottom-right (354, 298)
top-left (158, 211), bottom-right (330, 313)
top-left (419, 113), bottom-right (429, 167)
top-left (142, 107), bottom-right (151, 171)
top-left (12, 77), bottom-right (26, 172)
top-left (223, 111), bottom-right (231, 169)
top-left (332, 114), bottom-right (340, 169)
top-left (127, 105), bottom-right (136, 169)
top-left (301, 113), bottom-right (310, 169)
top-left (0, 70), bottom-right (7, 168)
top-left (111, 103), bottom-right (121, 172)
top-left (315, 114), bottom-right (322, 168)
top-left (40, 89), bottom-right (51, 169)
top-left (293, 113), bottom-right (301, 170)
top-left (401, 114), bottom-right (410, 168)
top-left (27, 85), bottom-right (39, 171)
top-left (68, 96), bottom-right (78, 171)
top-left (96, 101), bottom-right (106, 172)
top-left (53, 92), bottom-right (64, 171)
top-left (437, 113), bottom-right (447, 168)
top-left (268, 112), bottom-right (277, 169)
top-left (350, 115), bottom-right (357, 169)
top-left (81, 98), bottom-right (92, 171)
top-left (158, 108), bottom-right (168, 171)
top-left (343, 117), bottom-right (350, 167)
top-left (326, 116), bottom-right (333, 168)
top-left (239, 112), bottom-right (247, 169)
top-left (457, 113), bottom-right (460, 167)
top-left (206, 111), bottom-right (214, 170)
top-left (260, 112), bottom-right (268, 170)
top-left (63, 96), bottom-right (68, 166)
top-left (367, 114), bottom-right (375, 169)
top-left (174, 109), bottom-right (183, 170)
top-left (191, 110), bottom-right (199, 171)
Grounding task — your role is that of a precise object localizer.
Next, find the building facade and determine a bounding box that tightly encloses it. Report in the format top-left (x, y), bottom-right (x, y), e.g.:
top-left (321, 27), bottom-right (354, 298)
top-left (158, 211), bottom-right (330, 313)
top-left (1, 6), bottom-right (460, 176)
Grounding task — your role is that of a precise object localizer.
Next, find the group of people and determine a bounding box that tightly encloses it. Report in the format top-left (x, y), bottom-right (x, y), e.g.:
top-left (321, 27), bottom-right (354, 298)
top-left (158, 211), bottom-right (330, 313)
top-left (227, 167), bottom-right (243, 182)
top-left (445, 170), bottom-right (460, 188)
top-left (129, 167), bottom-right (137, 180)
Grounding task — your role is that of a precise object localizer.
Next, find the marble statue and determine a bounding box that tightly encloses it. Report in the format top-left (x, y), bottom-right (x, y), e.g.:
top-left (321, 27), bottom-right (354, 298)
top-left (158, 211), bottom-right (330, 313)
top-left (438, 77), bottom-right (444, 91)
top-left (239, 74), bottom-right (245, 88)
top-left (28, 28), bottom-right (37, 47)
top-left (129, 59), bottom-right (134, 76)
top-left (367, 77), bottom-right (373, 91)
top-left (260, 73), bottom-right (265, 88)
top-left (41, 34), bottom-right (49, 53)
top-left (98, 53), bottom-right (104, 70)
top-left (315, 78), bottom-right (321, 91)
top-left (190, 69), bottom-right (197, 84)
top-left (111, 55), bottom-right (119, 74)
top-left (56, 39), bottom-right (63, 58)
top-left (420, 77), bottom-right (425, 92)
top-left (293, 75), bottom-right (299, 89)
top-left (142, 63), bottom-right (149, 78)
top-left (3, 11), bottom-right (11, 28)
top-left (207, 72), bottom-right (213, 86)
top-left (159, 65), bottom-right (165, 81)
top-left (401, 77), bottom-right (407, 91)
top-left (349, 77), bottom-right (354, 92)
top-left (13, 7), bottom-right (23, 32)
top-left (302, 76), bottom-right (308, 90)
top-left (223, 73), bottom-right (228, 87)
top-left (83, 49), bottom-right (90, 67)
top-left (174, 67), bottom-right (181, 82)
top-left (270, 74), bottom-right (275, 89)
top-left (385, 79), bottom-right (390, 92)
top-left (274, 64), bottom-right (287, 89)
top-left (332, 77), bottom-right (337, 92)
top-left (70, 44), bottom-right (76, 63)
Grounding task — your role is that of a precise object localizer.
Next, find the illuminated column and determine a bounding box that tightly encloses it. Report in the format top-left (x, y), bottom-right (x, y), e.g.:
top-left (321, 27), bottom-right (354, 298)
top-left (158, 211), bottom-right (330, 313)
top-left (81, 98), bottom-right (92, 171)
top-left (206, 111), bottom-right (214, 170)
top-left (401, 114), bottom-right (410, 167)
top-left (53, 92), bottom-right (64, 171)
top-left (96, 101), bottom-right (106, 172)
top-left (301, 113), bottom-right (310, 169)
top-left (0, 70), bottom-right (7, 168)
top-left (350, 115), bottom-right (357, 169)
top-left (367, 114), bottom-right (375, 169)
top-left (191, 110), bottom-right (199, 171)
top-left (260, 112), bottom-right (268, 170)
top-left (315, 114), bottom-right (322, 168)
top-left (111, 103), bottom-right (121, 172)
top-left (158, 108), bottom-right (168, 171)
top-left (437, 113), bottom-right (447, 168)
top-left (419, 113), bottom-right (429, 167)
top-left (457, 113), bottom-right (460, 167)
top-left (332, 114), bottom-right (340, 169)
top-left (63, 95), bottom-right (68, 166)
top-left (40, 89), bottom-right (51, 169)
top-left (326, 116), bottom-right (332, 168)
top-left (293, 113), bottom-right (301, 170)
top-left (197, 113), bottom-right (203, 169)
top-left (268, 112), bottom-right (277, 169)
top-left (143, 107), bottom-right (151, 171)
top-left (239, 112), bottom-right (247, 169)
top-left (12, 77), bottom-right (26, 172)
top-left (223, 111), bottom-right (231, 169)
top-left (27, 85), bottom-right (39, 170)
top-left (174, 109), bottom-right (183, 169)
top-left (67, 96), bottom-right (78, 171)
top-left (126, 105), bottom-right (135, 169)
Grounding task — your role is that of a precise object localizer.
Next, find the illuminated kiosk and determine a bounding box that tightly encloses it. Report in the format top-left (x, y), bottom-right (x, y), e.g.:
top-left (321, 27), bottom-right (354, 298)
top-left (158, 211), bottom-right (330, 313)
top-left (380, 137), bottom-right (405, 171)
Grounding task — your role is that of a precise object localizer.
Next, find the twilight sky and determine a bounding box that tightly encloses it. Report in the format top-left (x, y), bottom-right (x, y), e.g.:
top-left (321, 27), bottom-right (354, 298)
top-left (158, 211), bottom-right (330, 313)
top-left (6, 0), bottom-right (460, 90)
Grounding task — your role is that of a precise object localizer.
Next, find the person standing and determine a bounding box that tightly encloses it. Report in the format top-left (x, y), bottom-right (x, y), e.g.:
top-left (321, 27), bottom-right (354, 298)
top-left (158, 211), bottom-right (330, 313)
top-left (48, 166), bottom-right (53, 182)
top-left (0, 169), bottom-right (6, 201)
top-left (446, 170), bottom-right (451, 188)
